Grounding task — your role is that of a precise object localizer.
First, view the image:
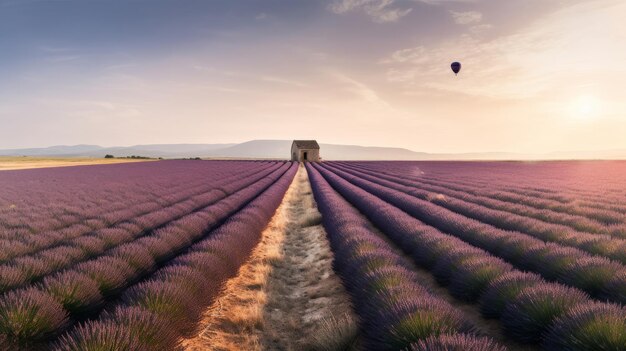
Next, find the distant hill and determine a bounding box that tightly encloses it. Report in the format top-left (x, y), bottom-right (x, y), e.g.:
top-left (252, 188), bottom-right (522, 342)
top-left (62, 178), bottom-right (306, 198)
top-left (1, 140), bottom-right (625, 160)
top-left (0, 143), bottom-right (236, 158)
top-left (203, 140), bottom-right (293, 159)
top-left (318, 143), bottom-right (431, 160)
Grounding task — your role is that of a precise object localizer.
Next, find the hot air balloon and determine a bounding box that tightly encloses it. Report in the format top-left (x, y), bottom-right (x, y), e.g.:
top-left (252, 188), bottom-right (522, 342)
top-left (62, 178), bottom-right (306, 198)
top-left (451, 62), bottom-right (461, 75)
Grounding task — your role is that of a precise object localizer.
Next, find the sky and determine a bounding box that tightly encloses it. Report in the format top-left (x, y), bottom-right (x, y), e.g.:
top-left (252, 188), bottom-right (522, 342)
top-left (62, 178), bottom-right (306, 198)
top-left (0, 0), bottom-right (625, 154)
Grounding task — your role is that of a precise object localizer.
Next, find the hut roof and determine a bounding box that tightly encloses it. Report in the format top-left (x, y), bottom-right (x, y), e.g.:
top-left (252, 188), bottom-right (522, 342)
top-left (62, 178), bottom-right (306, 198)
top-left (292, 140), bottom-right (320, 149)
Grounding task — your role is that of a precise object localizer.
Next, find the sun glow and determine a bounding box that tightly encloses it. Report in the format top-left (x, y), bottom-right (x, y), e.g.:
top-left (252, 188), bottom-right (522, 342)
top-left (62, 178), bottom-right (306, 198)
top-left (571, 95), bottom-right (601, 120)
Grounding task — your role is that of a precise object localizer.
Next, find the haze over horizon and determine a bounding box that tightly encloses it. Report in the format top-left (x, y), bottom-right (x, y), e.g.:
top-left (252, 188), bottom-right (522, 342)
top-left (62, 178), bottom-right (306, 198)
top-left (1, 0), bottom-right (625, 155)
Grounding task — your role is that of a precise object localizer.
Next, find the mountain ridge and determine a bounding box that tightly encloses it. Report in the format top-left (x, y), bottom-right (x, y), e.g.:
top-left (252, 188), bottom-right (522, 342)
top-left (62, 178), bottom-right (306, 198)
top-left (1, 141), bottom-right (625, 160)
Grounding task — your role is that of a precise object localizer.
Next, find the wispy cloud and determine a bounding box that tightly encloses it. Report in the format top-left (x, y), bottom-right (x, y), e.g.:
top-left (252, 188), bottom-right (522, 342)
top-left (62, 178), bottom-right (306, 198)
top-left (45, 55), bottom-right (84, 63)
top-left (332, 72), bottom-right (391, 107)
top-left (328, 0), bottom-right (479, 23)
top-left (193, 66), bottom-right (309, 88)
top-left (418, 0), bottom-right (477, 4)
top-left (380, 46), bottom-right (429, 64)
top-left (469, 23), bottom-right (493, 33)
top-left (1, 0), bottom-right (623, 153)
top-left (201, 86), bottom-right (249, 94)
top-left (450, 10), bottom-right (482, 24)
top-left (39, 46), bottom-right (75, 53)
top-left (328, 0), bottom-right (412, 23)
top-left (261, 76), bottom-right (309, 88)
top-left (35, 98), bottom-right (143, 119)
top-left (382, 0), bottom-right (626, 100)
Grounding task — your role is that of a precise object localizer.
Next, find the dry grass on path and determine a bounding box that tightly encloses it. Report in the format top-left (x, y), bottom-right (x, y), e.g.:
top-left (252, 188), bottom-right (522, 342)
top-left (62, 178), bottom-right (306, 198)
top-left (0, 157), bottom-right (153, 171)
top-left (183, 165), bottom-right (358, 351)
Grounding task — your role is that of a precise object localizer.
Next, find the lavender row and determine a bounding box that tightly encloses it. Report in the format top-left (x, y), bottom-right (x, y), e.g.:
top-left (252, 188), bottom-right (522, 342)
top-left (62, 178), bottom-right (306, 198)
top-left (327, 163), bottom-right (626, 304)
top-left (338, 162), bottom-right (626, 223)
top-left (320, 163), bottom-right (626, 304)
top-left (407, 170), bottom-right (626, 226)
top-left (410, 173), bottom-right (626, 233)
top-left (2, 162), bottom-right (280, 262)
top-left (337, 162), bottom-right (624, 234)
top-left (0, 163), bottom-right (271, 250)
top-left (336, 161), bottom-right (626, 194)
top-left (0, 165), bottom-right (268, 261)
top-left (0, 164), bottom-right (280, 264)
top-left (0, 162), bottom-right (292, 348)
top-left (0, 163), bottom-right (294, 349)
top-left (51, 162), bottom-right (298, 351)
top-left (305, 164), bottom-right (504, 351)
top-left (0, 161), bottom-right (268, 235)
top-left (0, 163), bottom-right (286, 294)
top-left (410, 161), bottom-right (626, 198)
top-left (402, 176), bottom-right (626, 242)
top-left (313, 163), bottom-right (626, 350)
top-left (424, 161), bottom-right (626, 214)
top-left (416, 174), bottom-right (626, 224)
top-left (318, 162), bottom-right (626, 305)
top-left (329, 163), bottom-right (626, 261)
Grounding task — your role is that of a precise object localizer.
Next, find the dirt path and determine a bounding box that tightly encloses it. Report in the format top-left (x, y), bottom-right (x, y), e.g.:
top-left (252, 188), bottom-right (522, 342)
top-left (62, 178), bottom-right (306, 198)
top-left (183, 165), bottom-right (357, 351)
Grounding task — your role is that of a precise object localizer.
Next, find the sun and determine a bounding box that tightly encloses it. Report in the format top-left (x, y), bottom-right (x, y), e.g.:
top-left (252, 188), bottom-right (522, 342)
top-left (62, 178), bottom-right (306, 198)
top-left (571, 95), bottom-right (600, 120)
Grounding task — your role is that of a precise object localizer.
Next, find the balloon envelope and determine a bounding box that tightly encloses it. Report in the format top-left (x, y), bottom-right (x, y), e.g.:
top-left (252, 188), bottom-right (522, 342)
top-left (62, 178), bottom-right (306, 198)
top-left (451, 62), bottom-right (461, 75)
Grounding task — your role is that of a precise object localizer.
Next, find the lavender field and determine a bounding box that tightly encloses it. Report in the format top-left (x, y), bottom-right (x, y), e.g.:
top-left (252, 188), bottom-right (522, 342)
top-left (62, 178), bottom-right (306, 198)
top-left (0, 160), bottom-right (297, 350)
top-left (1, 160), bottom-right (625, 350)
top-left (308, 161), bottom-right (626, 351)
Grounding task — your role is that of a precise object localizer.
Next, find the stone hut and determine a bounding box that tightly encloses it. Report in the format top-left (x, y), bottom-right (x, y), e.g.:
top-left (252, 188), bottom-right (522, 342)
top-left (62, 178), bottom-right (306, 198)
top-left (291, 140), bottom-right (320, 162)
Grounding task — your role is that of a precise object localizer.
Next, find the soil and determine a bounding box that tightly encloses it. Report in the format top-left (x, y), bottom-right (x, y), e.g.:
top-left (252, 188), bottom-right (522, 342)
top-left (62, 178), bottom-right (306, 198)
top-left (183, 165), bottom-right (356, 351)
